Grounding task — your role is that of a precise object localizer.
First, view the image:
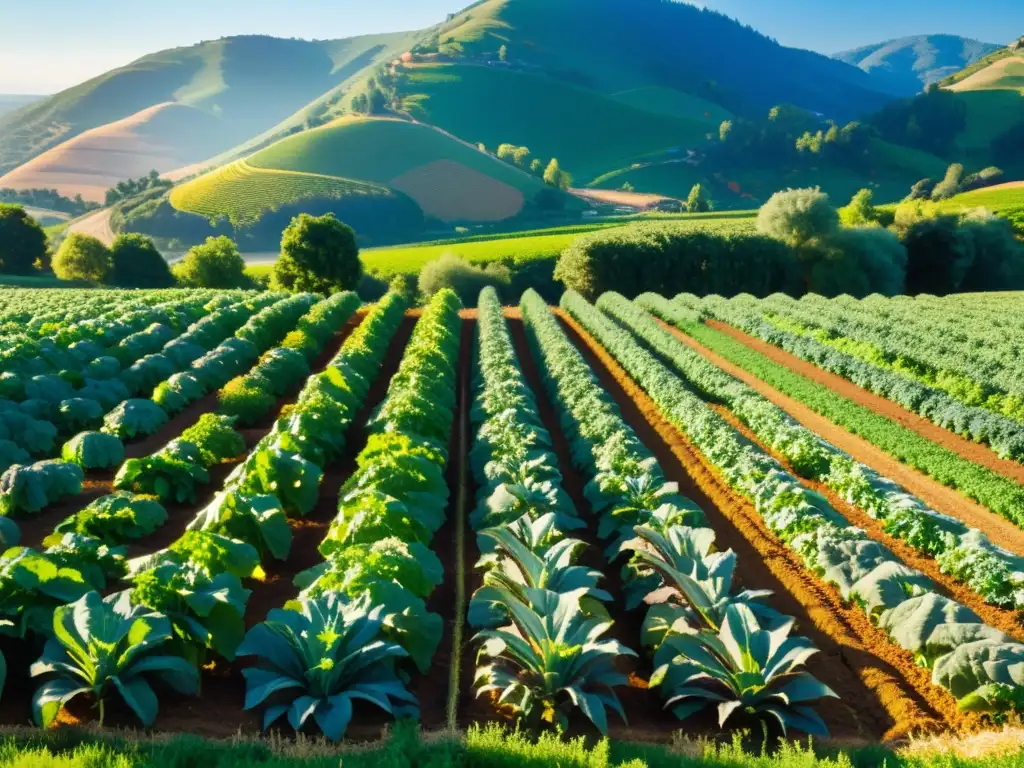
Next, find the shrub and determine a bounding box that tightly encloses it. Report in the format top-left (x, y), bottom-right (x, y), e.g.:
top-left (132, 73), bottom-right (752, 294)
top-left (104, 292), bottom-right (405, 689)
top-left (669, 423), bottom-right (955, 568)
top-left (52, 233), bottom-right (112, 282)
top-left (756, 187), bottom-right (837, 250)
top-left (273, 213), bottom-right (362, 294)
top-left (0, 204), bottom-right (47, 274)
top-left (810, 227), bottom-right (907, 297)
top-left (173, 236), bottom-right (248, 288)
top-left (555, 222), bottom-right (802, 300)
top-left (108, 233), bottom-right (174, 288)
top-left (419, 254), bottom-right (510, 305)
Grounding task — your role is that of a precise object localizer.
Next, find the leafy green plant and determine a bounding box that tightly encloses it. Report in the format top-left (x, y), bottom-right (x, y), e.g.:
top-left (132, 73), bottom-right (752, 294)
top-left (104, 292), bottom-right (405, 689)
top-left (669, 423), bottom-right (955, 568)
top-left (180, 413), bottom-right (246, 468)
top-left (48, 492), bottom-right (168, 546)
top-left (0, 460), bottom-right (84, 515)
top-left (114, 448), bottom-right (209, 503)
top-left (650, 604), bottom-right (836, 736)
top-left (31, 591), bottom-right (199, 726)
top-left (61, 431), bottom-right (125, 470)
top-left (473, 587), bottom-right (635, 734)
top-left (297, 537), bottom-right (442, 601)
top-left (218, 377), bottom-right (277, 426)
top-left (188, 490), bottom-right (292, 561)
top-left (102, 399), bottom-right (169, 440)
top-left (237, 592), bottom-right (417, 741)
top-left (0, 547), bottom-right (90, 638)
top-left (152, 372), bottom-right (206, 414)
top-left (44, 534), bottom-right (126, 591)
top-left (236, 445), bottom-right (322, 517)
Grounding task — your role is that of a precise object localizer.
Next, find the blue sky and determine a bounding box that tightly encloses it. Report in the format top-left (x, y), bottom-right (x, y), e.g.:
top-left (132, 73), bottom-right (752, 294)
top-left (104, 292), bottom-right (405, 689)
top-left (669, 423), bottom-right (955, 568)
top-left (2, 0), bottom-right (1021, 94)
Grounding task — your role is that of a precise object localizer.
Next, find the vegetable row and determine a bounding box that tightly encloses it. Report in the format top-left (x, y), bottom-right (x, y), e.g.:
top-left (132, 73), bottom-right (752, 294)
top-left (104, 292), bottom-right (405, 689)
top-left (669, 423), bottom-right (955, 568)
top-left (564, 290), bottom-right (1024, 718)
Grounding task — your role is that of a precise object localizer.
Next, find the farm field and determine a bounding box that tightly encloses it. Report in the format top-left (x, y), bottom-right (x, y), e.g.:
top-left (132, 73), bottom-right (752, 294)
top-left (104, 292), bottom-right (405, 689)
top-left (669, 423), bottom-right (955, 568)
top-left (0, 286), bottom-right (1022, 762)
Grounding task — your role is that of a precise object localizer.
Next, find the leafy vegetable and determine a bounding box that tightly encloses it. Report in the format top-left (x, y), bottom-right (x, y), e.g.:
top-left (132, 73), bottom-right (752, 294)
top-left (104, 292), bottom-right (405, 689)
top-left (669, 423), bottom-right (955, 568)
top-left (180, 413), bottom-right (246, 468)
top-left (0, 460), bottom-right (84, 516)
top-left (61, 431), bottom-right (125, 470)
top-left (102, 399), bottom-right (169, 440)
top-left (49, 492), bottom-right (167, 546)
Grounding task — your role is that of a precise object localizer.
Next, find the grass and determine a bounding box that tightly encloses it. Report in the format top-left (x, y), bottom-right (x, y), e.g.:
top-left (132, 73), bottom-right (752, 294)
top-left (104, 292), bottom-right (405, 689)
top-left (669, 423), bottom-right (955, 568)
top-left (400, 63), bottom-right (711, 183)
top-left (0, 722), bottom-right (1020, 768)
top-left (0, 274), bottom-right (87, 288)
top-left (953, 90), bottom-right (1024, 157)
top-left (170, 160), bottom-right (393, 226)
top-left (937, 183), bottom-right (1024, 214)
top-left (675, 318), bottom-right (1024, 528)
top-left (609, 86), bottom-right (733, 125)
top-left (249, 117), bottom-right (546, 196)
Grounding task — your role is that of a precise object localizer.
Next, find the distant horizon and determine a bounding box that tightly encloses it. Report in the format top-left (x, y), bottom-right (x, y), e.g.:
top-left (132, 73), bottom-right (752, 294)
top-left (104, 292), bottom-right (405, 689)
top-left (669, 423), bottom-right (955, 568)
top-left (1, 0), bottom-right (1021, 94)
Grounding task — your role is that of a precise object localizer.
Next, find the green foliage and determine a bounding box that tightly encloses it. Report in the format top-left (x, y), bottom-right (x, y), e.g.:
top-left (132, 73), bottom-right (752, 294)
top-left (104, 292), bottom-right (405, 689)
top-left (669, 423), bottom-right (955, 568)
top-left (811, 227), bottom-right (907, 297)
top-left (217, 377), bottom-right (276, 426)
top-left (52, 233), bottom-right (112, 283)
top-left (0, 460), bottom-right (84, 516)
top-left (418, 254), bottom-right (510, 305)
top-left (931, 163), bottom-right (966, 201)
top-left (756, 187), bottom-right (837, 250)
top-left (0, 547), bottom-right (90, 639)
top-left (180, 414), bottom-right (246, 468)
top-left (113, 445), bottom-right (209, 504)
top-left (31, 591), bottom-right (198, 727)
top-left (49, 492), bottom-right (168, 546)
top-left (0, 203), bottom-right (47, 274)
top-left (838, 189), bottom-right (880, 227)
top-left (108, 234), bottom-right (174, 288)
top-left (102, 399), bottom-right (168, 440)
top-left (61, 431), bottom-right (125, 470)
top-left (238, 592), bottom-right (417, 741)
top-left (542, 158), bottom-right (571, 190)
top-left (872, 87), bottom-right (967, 156)
top-left (173, 237), bottom-right (249, 289)
top-left (274, 213), bottom-right (362, 294)
top-left (555, 221), bottom-right (801, 300)
top-left (686, 184), bottom-right (712, 213)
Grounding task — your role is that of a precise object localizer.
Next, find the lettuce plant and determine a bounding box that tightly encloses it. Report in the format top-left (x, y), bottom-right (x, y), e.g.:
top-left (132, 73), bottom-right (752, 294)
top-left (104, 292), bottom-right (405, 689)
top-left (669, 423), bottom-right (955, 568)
top-left (44, 533), bottom-right (126, 590)
top-left (102, 399), bottom-right (168, 440)
top-left (0, 547), bottom-right (90, 638)
top-left (180, 413), bottom-right (246, 468)
top-left (31, 591), bottom-right (199, 726)
top-left (0, 460), bottom-right (84, 516)
top-left (188, 490), bottom-right (292, 561)
top-left (49, 492), bottom-right (168, 546)
top-left (61, 431), bottom-right (125, 470)
top-left (238, 592), bottom-right (417, 741)
top-left (114, 447), bottom-right (209, 503)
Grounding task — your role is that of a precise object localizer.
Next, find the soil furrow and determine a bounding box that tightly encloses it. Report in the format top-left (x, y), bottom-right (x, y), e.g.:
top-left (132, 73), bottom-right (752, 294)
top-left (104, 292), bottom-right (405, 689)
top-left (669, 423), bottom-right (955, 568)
top-left (556, 309), bottom-right (973, 741)
top-left (705, 319), bottom-right (1024, 485)
top-left (708, 403), bottom-right (1024, 642)
top-left (663, 320), bottom-right (1024, 558)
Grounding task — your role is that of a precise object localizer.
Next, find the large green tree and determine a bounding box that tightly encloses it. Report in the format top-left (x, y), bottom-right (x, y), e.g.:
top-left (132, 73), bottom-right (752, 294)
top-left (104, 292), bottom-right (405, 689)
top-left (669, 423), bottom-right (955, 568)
top-left (0, 204), bottom-right (47, 275)
top-left (173, 236), bottom-right (248, 288)
top-left (109, 234), bottom-right (174, 288)
top-left (686, 184), bottom-right (712, 213)
top-left (52, 233), bottom-right (112, 283)
top-left (274, 213), bottom-right (362, 294)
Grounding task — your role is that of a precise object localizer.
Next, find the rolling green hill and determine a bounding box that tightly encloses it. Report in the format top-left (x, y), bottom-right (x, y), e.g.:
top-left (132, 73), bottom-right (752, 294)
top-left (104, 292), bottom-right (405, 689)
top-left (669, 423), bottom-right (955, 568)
top-left (0, 95), bottom-right (43, 118)
top-left (399, 63), bottom-right (712, 183)
top-left (0, 33), bottom-right (416, 175)
top-left (431, 0), bottom-right (892, 120)
top-left (835, 35), bottom-right (1001, 96)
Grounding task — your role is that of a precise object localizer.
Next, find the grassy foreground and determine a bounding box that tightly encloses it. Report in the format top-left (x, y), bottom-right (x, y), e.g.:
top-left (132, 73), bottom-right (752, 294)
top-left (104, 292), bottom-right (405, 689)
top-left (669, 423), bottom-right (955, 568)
top-left (2, 722), bottom-right (1022, 768)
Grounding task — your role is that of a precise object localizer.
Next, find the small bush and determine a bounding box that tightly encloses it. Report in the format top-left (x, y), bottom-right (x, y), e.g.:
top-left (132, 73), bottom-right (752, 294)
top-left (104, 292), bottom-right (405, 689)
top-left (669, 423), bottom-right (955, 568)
top-left (419, 254), bottom-right (510, 305)
top-left (173, 236), bottom-right (249, 288)
top-left (52, 233), bottom-right (112, 283)
top-left (109, 233), bottom-right (174, 288)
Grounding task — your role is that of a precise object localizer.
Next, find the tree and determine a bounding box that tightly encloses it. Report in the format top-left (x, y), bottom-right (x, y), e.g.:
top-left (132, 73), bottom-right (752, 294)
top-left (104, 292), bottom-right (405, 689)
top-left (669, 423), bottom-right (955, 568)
top-left (899, 212), bottom-right (974, 295)
top-left (418, 254), bottom-right (509, 305)
top-left (511, 146), bottom-right (531, 167)
top-left (477, 143), bottom-right (487, 153)
top-left (810, 227), bottom-right (906, 298)
top-left (756, 187), bottom-right (837, 251)
top-left (499, 44), bottom-right (508, 62)
top-left (719, 120), bottom-right (733, 143)
top-left (108, 234), bottom-right (174, 288)
top-left (838, 189), bottom-right (879, 227)
top-left (496, 144), bottom-right (517, 162)
top-left (0, 204), bottom-right (47, 275)
top-left (931, 163), bottom-right (965, 200)
top-left (273, 213), bottom-right (362, 294)
top-left (543, 158), bottom-right (572, 190)
top-left (173, 236), bottom-right (248, 288)
top-left (908, 178), bottom-right (935, 200)
top-left (52, 233), bottom-right (112, 283)
top-left (957, 209), bottom-right (1024, 292)
top-left (686, 184), bottom-right (712, 213)
top-left (620, 182), bottom-right (635, 193)
top-left (530, 158), bottom-right (544, 175)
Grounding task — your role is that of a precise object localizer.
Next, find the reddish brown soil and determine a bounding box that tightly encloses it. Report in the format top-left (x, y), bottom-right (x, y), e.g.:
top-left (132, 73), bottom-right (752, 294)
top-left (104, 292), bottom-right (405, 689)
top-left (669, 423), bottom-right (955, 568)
top-left (669, 320), bottom-right (1024, 558)
top-left (555, 310), bottom-right (977, 740)
top-left (710, 404), bottom-right (1024, 642)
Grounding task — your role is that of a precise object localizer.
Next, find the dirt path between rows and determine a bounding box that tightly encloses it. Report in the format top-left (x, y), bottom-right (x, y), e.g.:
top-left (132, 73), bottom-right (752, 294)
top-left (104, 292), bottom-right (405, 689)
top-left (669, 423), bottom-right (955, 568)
top-left (667, 320), bottom-right (1024, 558)
top-left (555, 310), bottom-right (977, 741)
top-left (707, 320), bottom-right (1024, 486)
top-left (709, 404), bottom-right (1024, 642)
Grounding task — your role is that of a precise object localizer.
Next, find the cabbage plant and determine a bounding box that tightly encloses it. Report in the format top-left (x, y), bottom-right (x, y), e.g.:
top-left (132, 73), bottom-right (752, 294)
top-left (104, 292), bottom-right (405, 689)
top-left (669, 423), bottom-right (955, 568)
top-left (31, 591), bottom-right (198, 727)
top-left (650, 604), bottom-right (836, 735)
top-left (238, 592), bottom-right (417, 741)
top-left (473, 587), bottom-right (635, 734)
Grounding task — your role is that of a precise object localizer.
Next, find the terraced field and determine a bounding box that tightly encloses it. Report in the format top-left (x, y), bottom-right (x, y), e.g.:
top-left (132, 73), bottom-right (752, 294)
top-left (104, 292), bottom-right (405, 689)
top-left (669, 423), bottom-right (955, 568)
top-left (0, 286), bottom-right (1021, 753)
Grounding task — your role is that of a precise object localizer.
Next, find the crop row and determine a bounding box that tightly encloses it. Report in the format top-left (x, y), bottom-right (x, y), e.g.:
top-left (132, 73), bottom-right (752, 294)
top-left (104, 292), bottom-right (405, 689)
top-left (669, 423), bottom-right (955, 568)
top-left (688, 293), bottom-right (1024, 462)
top-left (651, 301), bottom-right (1024, 531)
top-left (237, 289), bottom-right (460, 740)
top-left (563, 290), bottom-right (1024, 718)
top-left (623, 293), bottom-right (1024, 612)
top-left (521, 290), bottom-right (837, 736)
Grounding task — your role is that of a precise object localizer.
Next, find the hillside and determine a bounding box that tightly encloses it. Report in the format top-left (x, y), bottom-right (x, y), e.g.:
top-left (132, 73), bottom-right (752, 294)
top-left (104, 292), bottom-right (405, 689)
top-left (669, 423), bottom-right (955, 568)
top-left (0, 33), bottom-right (416, 180)
top-left (0, 95), bottom-right (43, 118)
top-left (835, 35), bottom-right (1000, 96)
top-left (0, 103), bottom-right (224, 202)
top-left (431, 0), bottom-right (893, 120)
